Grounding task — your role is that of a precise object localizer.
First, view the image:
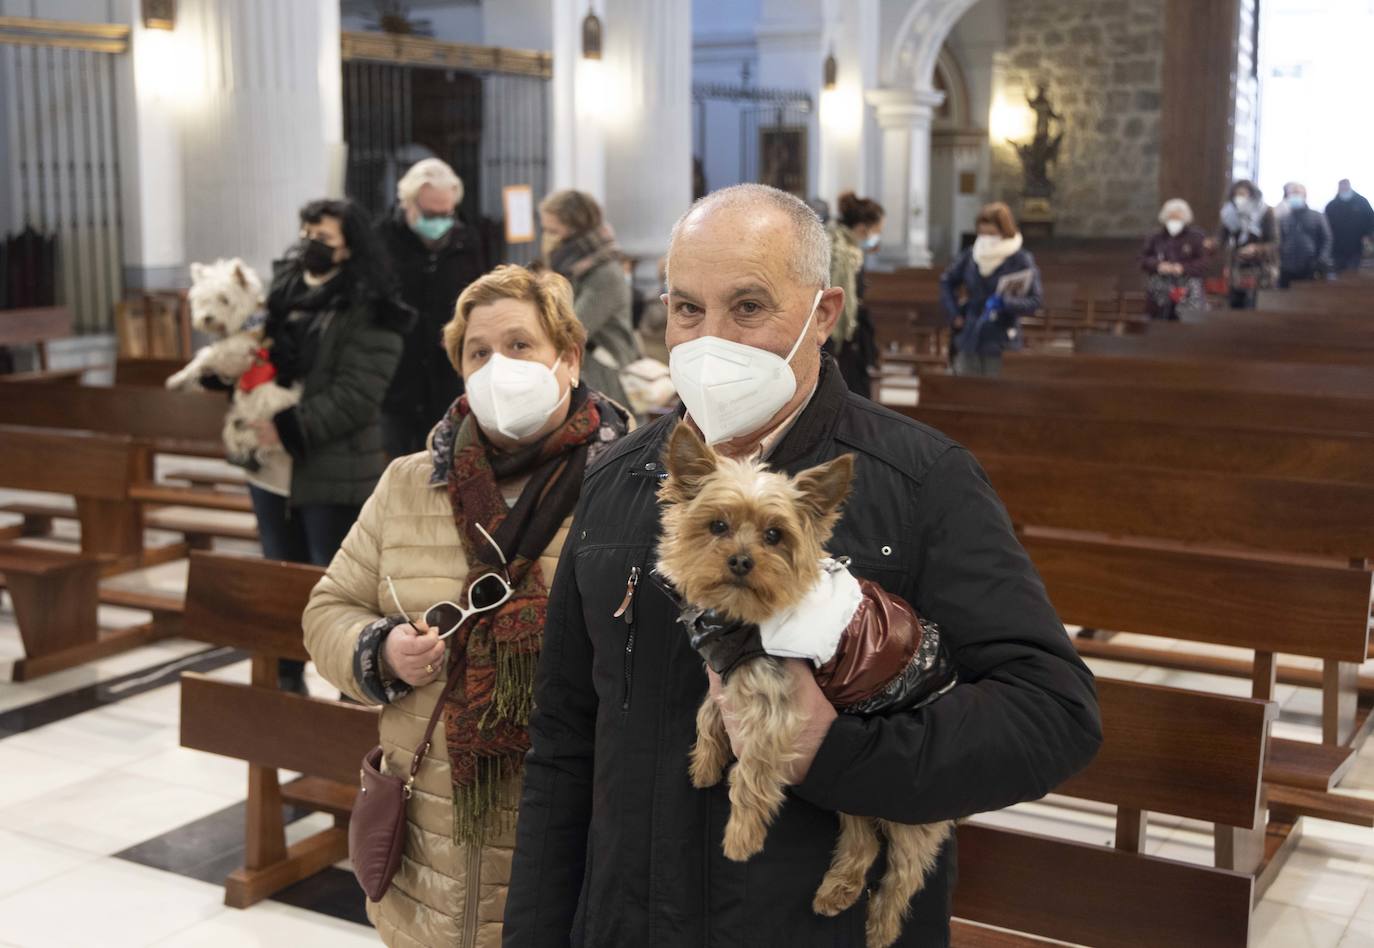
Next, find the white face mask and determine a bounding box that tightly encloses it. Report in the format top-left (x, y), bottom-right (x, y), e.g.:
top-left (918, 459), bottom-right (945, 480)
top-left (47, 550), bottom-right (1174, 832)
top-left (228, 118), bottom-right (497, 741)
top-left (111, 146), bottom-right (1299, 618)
top-left (465, 353), bottom-right (568, 442)
top-left (1234, 196), bottom-right (1252, 211)
top-left (668, 290), bottom-right (822, 446)
top-left (1165, 219), bottom-right (1185, 236)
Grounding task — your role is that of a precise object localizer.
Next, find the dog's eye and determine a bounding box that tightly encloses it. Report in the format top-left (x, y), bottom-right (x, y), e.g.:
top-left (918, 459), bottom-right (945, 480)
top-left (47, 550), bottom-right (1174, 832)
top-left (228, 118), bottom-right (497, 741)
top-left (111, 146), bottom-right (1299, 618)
top-left (709, 520), bottom-right (729, 536)
top-left (763, 527), bottom-right (783, 546)
top-left (219, 295), bottom-right (229, 304)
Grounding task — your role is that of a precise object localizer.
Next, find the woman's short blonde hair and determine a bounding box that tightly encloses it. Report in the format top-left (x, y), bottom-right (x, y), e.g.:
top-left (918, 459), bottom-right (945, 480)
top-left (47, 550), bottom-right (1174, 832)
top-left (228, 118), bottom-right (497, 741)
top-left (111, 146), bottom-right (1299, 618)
top-left (443, 265), bottom-right (587, 371)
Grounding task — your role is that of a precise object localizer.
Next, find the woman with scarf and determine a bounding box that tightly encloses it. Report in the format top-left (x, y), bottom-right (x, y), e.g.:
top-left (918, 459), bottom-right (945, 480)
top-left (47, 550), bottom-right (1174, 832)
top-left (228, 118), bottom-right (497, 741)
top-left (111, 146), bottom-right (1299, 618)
top-left (539, 189), bottom-right (637, 408)
top-left (302, 264), bottom-right (630, 948)
top-left (939, 202), bottom-right (1043, 377)
top-left (1140, 198), bottom-right (1211, 321)
top-left (251, 198), bottom-right (410, 694)
top-left (1218, 179), bottom-right (1277, 309)
top-left (826, 191), bottom-right (885, 399)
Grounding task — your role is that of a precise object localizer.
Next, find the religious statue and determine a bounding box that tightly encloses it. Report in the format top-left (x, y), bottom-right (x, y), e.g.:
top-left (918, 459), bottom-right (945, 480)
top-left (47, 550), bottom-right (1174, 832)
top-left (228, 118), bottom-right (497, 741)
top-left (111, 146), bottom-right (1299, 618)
top-left (1009, 83), bottom-right (1063, 199)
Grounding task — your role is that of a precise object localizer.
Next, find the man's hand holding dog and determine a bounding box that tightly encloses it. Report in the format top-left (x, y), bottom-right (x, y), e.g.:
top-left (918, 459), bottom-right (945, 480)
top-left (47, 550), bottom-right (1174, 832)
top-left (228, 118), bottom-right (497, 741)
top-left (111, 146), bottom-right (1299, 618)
top-left (708, 659), bottom-right (837, 785)
top-left (383, 621), bottom-right (446, 687)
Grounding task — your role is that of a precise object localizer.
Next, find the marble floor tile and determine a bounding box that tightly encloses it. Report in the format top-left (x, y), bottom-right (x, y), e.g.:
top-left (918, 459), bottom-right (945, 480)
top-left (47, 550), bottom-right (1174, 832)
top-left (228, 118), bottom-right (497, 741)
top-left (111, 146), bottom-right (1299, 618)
top-left (115, 745), bottom-right (248, 797)
top-left (1, 706), bottom-right (179, 770)
top-left (0, 830), bottom-right (96, 900)
top-left (0, 858), bottom-right (225, 948)
top-left (1264, 843), bottom-right (1374, 918)
top-left (150, 899), bottom-right (375, 947)
top-left (1250, 901), bottom-right (1349, 948)
top-left (0, 770), bottom-right (237, 855)
top-left (0, 744), bottom-right (106, 810)
top-left (1339, 915), bottom-right (1374, 947)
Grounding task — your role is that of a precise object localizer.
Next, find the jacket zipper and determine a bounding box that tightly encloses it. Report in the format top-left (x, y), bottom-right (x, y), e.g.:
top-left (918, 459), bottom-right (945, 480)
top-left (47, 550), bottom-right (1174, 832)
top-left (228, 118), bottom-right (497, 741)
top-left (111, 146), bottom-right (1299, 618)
top-left (617, 566), bottom-right (640, 711)
top-left (462, 840), bottom-right (481, 947)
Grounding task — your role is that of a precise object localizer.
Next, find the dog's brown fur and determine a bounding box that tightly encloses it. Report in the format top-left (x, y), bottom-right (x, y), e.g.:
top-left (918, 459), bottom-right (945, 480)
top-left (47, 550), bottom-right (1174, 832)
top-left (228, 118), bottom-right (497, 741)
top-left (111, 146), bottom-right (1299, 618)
top-left (657, 423), bottom-right (951, 948)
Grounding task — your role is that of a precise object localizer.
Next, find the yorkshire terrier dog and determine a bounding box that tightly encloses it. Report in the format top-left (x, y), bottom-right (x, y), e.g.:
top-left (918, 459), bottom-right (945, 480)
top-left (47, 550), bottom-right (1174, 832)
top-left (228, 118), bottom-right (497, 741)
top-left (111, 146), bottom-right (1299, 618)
top-left (655, 422), bottom-right (953, 948)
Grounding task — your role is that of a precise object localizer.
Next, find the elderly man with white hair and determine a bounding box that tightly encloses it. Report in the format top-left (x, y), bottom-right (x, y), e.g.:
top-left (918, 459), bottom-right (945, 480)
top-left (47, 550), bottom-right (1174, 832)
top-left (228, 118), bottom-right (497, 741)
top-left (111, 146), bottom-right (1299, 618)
top-left (377, 156), bottom-right (488, 456)
top-left (504, 183), bottom-right (1102, 948)
top-left (1140, 197), bottom-right (1211, 320)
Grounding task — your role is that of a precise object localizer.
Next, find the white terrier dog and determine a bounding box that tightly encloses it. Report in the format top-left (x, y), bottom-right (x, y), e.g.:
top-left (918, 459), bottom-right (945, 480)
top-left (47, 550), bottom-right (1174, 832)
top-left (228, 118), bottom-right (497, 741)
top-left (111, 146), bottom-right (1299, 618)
top-left (165, 258), bottom-right (301, 480)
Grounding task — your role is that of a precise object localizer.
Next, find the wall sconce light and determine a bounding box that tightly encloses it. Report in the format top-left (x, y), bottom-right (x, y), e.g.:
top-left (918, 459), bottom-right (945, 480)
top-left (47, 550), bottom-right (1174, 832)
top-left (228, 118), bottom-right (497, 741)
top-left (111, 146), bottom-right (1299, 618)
top-left (142, 0), bottom-right (176, 30)
top-left (582, 4), bottom-right (602, 60)
top-left (823, 50), bottom-right (838, 90)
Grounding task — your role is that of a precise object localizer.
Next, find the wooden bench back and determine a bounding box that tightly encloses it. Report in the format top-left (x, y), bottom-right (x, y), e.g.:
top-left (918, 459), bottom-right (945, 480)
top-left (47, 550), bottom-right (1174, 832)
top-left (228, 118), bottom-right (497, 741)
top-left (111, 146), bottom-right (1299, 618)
top-left (184, 550), bottom-right (323, 662)
top-left (955, 678), bottom-right (1267, 947)
top-left (916, 374), bottom-right (1374, 436)
top-left (0, 307), bottom-right (72, 346)
top-left (114, 358), bottom-right (190, 388)
top-left (1001, 352), bottom-right (1374, 400)
top-left (1078, 330), bottom-right (1374, 365)
top-left (0, 382), bottom-right (227, 454)
top-left (0, 425), bottom-right (137, 500)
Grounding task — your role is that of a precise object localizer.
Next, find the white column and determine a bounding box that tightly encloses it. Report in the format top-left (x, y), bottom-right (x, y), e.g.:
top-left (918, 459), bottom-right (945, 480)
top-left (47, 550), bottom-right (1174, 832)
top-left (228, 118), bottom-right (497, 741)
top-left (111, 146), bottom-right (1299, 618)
top-left (175, 0), bottom-right (343, 279)
top-left (817, 0), bottom-right (881, 206)
top-left (551, 0), bottom-right (605, 203)
top-left (600, 0), bottom-right (692, 261)
top-left (866, 87), bottom-right (944, 267)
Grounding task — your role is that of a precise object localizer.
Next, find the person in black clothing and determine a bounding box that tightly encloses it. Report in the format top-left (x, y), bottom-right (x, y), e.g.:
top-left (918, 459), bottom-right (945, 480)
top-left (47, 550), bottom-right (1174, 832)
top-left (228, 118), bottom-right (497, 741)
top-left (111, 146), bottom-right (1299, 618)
top-left (1218, 179), bottom-right (1277, 309)
top-left (1276, 181), bottom-right (1333, 288)
top-left (1325, 179), bottom-right (1374, 273)
top-left (251, 198), bottom-right (410, 693)
top-left (377, 158), bottom-right (487, 457)
top-left (503, 184), bottom-right (1102, 948)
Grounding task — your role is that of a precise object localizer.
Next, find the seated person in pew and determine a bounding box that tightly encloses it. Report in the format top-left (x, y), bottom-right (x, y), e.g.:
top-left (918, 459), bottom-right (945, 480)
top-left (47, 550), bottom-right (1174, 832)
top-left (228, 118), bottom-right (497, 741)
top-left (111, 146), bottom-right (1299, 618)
top-left (824, 191), bottom-right (885, 400)
top-left (303, 265), bottom-right (631, 947)
top-left (940, 202), bottom-right (1043, 378)
top-left (250, 198), bottom-right (412, 694)
top-left (1217, 179), bottom-right (1277, 310)
top-left (1140, 198), bottom-right (1210, 321)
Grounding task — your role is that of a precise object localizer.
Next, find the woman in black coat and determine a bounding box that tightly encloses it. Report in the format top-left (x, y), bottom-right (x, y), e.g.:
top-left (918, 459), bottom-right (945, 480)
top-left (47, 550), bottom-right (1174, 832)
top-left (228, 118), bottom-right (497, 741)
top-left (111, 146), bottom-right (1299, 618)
top-left (251, 198), bottom-right (410, 691)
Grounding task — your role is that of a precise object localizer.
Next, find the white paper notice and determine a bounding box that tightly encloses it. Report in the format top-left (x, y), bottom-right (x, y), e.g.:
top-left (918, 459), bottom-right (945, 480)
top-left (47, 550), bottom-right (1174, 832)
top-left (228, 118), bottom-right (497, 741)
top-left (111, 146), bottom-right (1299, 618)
top-left (504, 185), bottom-right (535, 244)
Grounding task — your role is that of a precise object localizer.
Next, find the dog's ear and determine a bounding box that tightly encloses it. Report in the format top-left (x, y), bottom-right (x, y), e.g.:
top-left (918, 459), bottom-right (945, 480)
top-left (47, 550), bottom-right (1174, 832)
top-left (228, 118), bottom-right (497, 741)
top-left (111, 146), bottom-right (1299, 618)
top-left (661, 422), bottom-right (717, 503)
top-left (794, 453), bottom-right (854, 523)
top-left (232, 261), bottom-right (250, 289)
top-left (190, 262), bottom-right (206, 283)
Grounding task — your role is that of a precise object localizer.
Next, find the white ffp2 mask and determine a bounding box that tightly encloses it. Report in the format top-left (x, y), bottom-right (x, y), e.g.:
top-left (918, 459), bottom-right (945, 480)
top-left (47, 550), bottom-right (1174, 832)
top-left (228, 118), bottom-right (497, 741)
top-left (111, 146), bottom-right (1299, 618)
top-left (668, 290), bottom-right (822, 445)
top-left (465, 353), bottom-right (568, 442)
top-left (1165, 219), bottom-right (1185, 236)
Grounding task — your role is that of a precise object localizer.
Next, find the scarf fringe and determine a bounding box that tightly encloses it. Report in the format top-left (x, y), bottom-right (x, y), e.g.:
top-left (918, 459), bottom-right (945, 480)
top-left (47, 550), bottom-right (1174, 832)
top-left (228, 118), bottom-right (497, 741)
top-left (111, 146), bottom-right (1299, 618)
top-left (452, 756), bottom-right (518, 846)
top-left (478, 642), bottom-right (539, 731)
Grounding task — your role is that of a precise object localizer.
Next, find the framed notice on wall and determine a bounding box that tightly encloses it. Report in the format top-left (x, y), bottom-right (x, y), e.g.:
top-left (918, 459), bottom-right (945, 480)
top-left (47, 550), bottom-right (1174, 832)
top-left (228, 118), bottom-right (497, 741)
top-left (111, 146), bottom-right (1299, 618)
top-left (503, 185), bottom-right (535, 244)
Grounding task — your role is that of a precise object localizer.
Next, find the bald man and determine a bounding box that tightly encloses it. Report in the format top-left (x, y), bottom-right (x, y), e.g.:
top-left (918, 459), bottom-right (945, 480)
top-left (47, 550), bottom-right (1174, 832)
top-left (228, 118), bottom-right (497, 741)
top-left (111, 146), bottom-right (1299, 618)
top-left (504, 184), bottom-right (1101, 948)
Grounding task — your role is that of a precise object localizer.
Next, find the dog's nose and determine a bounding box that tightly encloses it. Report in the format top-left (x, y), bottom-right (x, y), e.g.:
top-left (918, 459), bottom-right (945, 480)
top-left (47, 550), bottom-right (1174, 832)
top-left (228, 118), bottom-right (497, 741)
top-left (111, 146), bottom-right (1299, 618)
top-left (728, 553), bottom-right (753, 577)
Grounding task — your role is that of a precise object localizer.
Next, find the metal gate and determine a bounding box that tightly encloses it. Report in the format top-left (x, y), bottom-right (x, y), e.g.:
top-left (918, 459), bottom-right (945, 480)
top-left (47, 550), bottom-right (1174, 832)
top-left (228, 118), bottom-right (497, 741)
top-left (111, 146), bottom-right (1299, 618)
top-left (0, 19), bottom-right (126, 333)
top-left (693, 82), bottom-right (812, 197)
top-left (342, 33), bottom-right (550, 266)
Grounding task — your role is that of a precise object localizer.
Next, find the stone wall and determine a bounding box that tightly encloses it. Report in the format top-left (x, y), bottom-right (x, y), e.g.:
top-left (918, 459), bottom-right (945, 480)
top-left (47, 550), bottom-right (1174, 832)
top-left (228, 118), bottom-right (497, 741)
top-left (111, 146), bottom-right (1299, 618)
top-left (989, 0), bottom-right (1164, 237)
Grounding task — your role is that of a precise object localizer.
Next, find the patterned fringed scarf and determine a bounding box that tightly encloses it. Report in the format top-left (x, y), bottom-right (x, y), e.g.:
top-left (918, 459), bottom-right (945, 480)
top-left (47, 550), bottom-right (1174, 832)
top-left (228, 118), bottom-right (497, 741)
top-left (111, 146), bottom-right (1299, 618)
top-left (436, 385), bottom-right (627, 843)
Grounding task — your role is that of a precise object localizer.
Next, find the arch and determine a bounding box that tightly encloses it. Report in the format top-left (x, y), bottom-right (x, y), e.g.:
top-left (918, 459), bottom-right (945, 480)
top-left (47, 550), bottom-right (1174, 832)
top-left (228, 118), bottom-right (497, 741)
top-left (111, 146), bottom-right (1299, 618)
top-left (884, 0), bottom-right (982, 92)
top-left (933, 43), bottom-right (970, 128)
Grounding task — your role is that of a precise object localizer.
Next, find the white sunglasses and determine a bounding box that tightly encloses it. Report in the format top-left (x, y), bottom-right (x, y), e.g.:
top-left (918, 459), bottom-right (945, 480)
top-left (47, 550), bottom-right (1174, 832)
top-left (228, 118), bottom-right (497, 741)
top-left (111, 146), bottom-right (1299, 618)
top-left (385, 523), bottom-right (514, 640)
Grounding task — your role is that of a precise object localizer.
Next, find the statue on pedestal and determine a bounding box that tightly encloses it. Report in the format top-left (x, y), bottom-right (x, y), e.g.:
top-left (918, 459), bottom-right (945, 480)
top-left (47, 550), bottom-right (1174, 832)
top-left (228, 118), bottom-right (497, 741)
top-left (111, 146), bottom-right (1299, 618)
top-left (1009, 83), bottom-right (1063, 199)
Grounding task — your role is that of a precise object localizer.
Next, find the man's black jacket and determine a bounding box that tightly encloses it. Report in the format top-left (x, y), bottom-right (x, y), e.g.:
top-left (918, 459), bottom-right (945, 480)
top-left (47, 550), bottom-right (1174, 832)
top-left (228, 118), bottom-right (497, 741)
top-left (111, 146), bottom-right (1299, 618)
top-left (504, 358), bottom-right (1102, 947)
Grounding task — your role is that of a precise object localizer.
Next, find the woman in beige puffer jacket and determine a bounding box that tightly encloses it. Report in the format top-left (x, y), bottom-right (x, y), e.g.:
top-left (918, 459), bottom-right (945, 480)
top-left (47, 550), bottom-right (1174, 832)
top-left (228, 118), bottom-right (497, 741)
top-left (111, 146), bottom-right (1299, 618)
top-left (303, 265), bottom-right (629, 948)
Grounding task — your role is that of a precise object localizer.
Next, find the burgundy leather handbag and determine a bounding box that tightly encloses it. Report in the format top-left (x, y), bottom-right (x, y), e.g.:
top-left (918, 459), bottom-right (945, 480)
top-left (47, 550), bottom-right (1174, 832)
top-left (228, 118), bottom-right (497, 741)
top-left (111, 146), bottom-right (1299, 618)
top-left (349, 673), bottom-right (462, 902)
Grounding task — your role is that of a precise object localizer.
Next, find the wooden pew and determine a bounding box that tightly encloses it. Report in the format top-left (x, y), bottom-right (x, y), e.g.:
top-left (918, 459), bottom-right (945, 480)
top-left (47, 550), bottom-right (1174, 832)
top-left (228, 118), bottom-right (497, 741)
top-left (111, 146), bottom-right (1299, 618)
top-left (1000, 351), bottom-right (1374, 400)
top-left (178, 550), bottom-right (377, 908)
top-left (114, 356), bottom-right (192, 388)
top-left (0, 306), bottom-right (72, 371)
top-left (0, 427), bottom-right (180, 679)
top-left (1077, 326), bottom-right (1374, 365)
top-left (953, 679), bottom-right (1274, 947)
top-left (917, 374), bottom-right (1374, 437)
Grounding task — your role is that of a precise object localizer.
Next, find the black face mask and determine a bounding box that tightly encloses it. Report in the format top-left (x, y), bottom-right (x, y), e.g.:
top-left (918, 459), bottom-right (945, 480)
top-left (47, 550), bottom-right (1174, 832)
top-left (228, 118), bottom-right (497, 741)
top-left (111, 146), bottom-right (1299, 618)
top-left (299, 237), bottom-right (338, 276)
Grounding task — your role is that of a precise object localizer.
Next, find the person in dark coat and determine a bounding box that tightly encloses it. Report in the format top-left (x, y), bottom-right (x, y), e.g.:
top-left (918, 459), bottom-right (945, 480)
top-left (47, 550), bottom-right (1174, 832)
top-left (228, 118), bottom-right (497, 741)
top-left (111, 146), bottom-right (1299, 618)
top-left (1218, 179), bottom-right (1277, 309)
top-left (377, 158), bottom-right (487, 457)
top-left (1140, 198), bottom-right (1211, 320)
top-left (824, 191), bottom-right (883, 399)
top-left (1325, 179), bottom-right (1374, 273)
top-left (250, 198), bottom-right (410, 692)
top-left (503, 184), bottom-right (1102, 948)
top-left (939, 202), bottom-right (1043, 377)
top-left (1276, 181), bottom-right (1333, 288)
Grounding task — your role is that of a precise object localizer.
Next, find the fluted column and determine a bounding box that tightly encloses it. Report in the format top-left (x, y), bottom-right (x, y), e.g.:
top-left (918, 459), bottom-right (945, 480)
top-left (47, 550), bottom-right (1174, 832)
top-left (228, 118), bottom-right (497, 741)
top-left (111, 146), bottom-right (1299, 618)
top-left (866, 86), bottom-right (944, 267)
top-left (177, 0), bottom-right (343, 277)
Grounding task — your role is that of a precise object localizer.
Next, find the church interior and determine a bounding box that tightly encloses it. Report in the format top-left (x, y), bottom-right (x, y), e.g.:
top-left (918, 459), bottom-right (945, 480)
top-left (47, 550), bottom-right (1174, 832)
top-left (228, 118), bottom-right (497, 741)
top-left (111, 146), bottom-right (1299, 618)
top-left (1, 0), bottom-right (1373, 945)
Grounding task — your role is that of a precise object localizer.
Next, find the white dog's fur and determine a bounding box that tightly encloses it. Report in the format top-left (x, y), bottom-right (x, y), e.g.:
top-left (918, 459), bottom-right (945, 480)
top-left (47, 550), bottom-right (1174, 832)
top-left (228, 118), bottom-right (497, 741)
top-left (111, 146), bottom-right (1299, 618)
top-left (166, 258), bottom-right (301, 477)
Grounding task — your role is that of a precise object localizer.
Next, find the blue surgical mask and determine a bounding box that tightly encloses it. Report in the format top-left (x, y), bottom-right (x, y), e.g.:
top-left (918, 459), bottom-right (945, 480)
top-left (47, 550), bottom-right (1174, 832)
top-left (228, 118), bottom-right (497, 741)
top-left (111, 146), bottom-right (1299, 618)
top-left (861, 233), bottom-right (881, 251)
top-left (1339, 190), bottom-right (1355, 202)
top-left (412, 215), bottom-right (454, 242)
top-left (1287, 196), bottom-right (1306, 210)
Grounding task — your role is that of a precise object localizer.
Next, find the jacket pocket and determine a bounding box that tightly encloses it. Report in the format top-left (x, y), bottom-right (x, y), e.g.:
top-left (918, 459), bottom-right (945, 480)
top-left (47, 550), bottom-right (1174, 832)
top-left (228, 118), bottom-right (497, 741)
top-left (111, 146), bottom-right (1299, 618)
top-left (617, 564), bottom-right (643, 711)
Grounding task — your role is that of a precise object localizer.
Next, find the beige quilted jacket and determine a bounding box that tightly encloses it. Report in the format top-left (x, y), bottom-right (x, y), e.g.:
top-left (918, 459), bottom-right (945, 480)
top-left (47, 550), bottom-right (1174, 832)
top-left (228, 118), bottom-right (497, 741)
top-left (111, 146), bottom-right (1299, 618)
top-left (303, 451), bottom-right (570, 948)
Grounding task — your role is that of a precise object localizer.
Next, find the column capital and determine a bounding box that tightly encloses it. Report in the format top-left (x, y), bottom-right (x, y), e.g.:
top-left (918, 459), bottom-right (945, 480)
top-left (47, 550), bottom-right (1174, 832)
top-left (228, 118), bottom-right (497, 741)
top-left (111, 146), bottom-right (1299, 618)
top-left (864, 86), bottom-right (945, 128)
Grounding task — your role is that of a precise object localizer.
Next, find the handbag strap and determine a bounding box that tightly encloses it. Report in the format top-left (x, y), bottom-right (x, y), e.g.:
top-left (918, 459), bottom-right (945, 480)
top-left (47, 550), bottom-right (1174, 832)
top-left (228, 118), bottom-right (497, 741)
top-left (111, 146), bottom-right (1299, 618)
top-left (403, 669), bottom-right (466, 788)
